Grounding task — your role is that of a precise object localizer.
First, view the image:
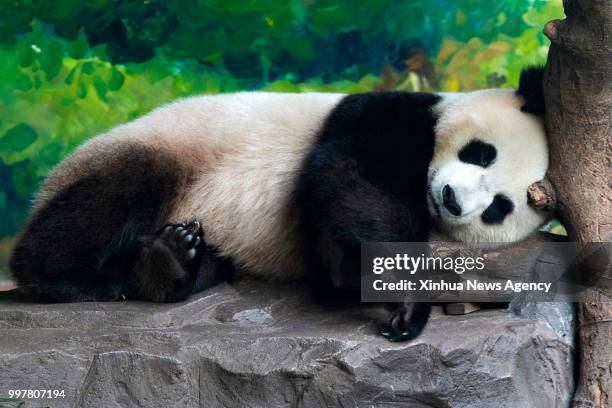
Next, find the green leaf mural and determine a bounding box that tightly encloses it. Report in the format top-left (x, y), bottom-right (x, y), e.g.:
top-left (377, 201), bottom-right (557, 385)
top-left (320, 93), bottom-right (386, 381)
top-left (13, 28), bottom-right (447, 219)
top-left (0, 124), bottom-right (38, 154)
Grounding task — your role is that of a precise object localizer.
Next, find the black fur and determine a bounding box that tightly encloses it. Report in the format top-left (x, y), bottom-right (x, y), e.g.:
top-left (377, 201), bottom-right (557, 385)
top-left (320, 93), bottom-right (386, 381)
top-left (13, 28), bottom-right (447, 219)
top-left (380, 303), bottom-right (432, 342)
top-left (517, 65), bottom-right (545, 115)
top-left (10, 145), bottom-right (232, 302)
top-left (298, 92), bottom-right (439, 240)
top-left (296, 92), bottom-right (440, 339)
top-left (481, 194), bottom-right (514, 225)
top-left (458, 139), bottom-right (497, 168)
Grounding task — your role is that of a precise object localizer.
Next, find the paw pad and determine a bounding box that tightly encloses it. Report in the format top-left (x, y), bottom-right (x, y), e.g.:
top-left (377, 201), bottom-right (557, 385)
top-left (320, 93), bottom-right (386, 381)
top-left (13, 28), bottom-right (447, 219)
top-left (158, 221), bottom-right (204, 263)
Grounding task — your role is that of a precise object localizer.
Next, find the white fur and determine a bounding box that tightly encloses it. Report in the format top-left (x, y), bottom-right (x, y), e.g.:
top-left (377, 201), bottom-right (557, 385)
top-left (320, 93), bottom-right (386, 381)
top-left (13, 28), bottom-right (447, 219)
top-left (428, 89), bottom-right (550, 245)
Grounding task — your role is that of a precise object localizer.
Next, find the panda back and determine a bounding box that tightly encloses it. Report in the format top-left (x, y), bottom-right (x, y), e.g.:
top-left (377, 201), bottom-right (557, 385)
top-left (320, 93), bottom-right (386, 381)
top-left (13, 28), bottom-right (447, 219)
top-left (165, 93), bottom-right (343, 279)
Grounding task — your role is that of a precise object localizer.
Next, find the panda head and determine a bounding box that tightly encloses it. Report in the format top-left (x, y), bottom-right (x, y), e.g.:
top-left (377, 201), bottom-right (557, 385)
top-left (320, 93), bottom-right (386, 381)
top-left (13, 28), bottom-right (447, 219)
top-left (428, 66), bottom-right (552, 245)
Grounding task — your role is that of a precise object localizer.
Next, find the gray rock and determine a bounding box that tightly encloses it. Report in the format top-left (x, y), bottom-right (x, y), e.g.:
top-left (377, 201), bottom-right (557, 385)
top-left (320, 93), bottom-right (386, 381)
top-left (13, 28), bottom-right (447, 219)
top-left (0, 281), bottom-right (573, 408)
top-left (509, 298), bottom-right (576, 347)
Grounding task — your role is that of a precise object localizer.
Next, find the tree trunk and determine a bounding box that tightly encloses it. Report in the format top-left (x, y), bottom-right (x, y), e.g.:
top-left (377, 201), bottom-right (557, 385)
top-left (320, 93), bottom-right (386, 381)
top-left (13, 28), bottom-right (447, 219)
top-left (542, 1), bottom-right (611, 407)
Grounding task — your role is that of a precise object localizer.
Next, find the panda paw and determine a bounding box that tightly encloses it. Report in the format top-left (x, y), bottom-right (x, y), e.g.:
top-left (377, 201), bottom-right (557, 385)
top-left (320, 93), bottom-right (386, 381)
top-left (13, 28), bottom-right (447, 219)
top-left (158, 221), bottom-right (204, 267)
top-left (380, 313), bottom-right (413, 342)
top-left (380, 303), bottom-right (431, 342)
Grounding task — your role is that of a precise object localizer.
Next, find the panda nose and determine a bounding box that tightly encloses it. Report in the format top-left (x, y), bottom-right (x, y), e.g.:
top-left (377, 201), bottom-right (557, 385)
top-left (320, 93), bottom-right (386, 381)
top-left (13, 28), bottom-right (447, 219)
top-left (442, 185), bottom-right (462, 216)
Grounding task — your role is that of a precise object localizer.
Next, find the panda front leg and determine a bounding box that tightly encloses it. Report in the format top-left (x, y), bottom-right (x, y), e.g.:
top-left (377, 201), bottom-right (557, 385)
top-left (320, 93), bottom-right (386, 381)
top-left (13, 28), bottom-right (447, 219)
top-left (301, 154), bottom-right (431, 341)
top-left (317, 230), bottom-right (432, 341)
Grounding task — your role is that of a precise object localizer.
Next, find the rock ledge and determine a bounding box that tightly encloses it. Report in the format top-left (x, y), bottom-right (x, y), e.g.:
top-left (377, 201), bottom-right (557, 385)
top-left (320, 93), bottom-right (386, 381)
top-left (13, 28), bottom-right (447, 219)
top-left (0, 281), bottom-right (573, 408)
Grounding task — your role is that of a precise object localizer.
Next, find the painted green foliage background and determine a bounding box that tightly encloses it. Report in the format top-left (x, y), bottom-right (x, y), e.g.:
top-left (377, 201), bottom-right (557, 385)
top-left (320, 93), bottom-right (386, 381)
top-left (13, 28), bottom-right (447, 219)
top-left (0, 0), bottom-right (564, 276)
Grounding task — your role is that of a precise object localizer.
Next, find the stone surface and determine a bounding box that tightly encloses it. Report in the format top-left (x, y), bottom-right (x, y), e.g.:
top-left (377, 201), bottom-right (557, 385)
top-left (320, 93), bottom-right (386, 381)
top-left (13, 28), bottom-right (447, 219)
top-left (0, 280), bottom-right (574, 408)
top-left (509, 298), bottom-right (576, 347)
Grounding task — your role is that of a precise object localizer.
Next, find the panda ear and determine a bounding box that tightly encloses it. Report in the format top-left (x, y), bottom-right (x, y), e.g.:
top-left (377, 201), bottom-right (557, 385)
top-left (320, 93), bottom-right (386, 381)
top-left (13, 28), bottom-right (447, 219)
top-left (516, 65), bottom-right (545, 115)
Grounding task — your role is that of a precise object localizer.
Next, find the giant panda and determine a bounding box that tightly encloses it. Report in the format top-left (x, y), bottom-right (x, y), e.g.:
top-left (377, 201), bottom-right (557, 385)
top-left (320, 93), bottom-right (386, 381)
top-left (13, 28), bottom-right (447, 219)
top-left (10, 66), bottom-right (550, 340)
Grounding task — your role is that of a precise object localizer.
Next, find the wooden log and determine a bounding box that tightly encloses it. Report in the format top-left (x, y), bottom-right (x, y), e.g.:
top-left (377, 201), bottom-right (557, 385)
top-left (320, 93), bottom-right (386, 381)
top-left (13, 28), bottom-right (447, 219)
top-left (445, 303), bottom-right (482, 315)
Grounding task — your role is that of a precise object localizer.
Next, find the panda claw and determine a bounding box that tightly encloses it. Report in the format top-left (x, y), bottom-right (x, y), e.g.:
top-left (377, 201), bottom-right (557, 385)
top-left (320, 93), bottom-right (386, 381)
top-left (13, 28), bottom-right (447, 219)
top-left (193, 236), bottom-right (201, 247)
top-left (380, 324), bottom-right (393, 339)
top-left (184, 221), bottom-right (202, 236)
top-left (380, 324), bottom-right (412, 342)
top-left (391, 314), bottom-right (402, 329)
top-left (380, 314), bottom-right (412, 342)
top-left (185, 234), bottom-right (193, 243)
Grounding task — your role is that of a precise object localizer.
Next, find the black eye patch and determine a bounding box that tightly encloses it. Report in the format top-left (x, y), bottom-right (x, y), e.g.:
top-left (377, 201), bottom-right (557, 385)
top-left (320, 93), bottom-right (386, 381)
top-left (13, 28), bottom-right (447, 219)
top-left (458, 140), bottom-right (497, 167)
top-left (481, 194), bottom-right (514, 224)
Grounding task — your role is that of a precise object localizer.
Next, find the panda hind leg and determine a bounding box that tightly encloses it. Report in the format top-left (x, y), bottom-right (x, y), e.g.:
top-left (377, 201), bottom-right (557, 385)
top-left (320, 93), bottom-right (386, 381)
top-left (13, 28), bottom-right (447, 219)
top-left (131, 221), bottom-right (233, 302)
